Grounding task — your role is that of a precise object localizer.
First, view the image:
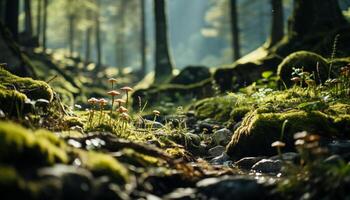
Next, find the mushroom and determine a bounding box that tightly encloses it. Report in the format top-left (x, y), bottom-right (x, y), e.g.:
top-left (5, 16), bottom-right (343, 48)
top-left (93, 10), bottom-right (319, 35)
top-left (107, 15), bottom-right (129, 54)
top-left (107, 90), bottom-right (120, 113)
top-left (291, 77), bottom-right (301, 86)
top-left (88, 97), bottom-right (98, 105)
top-left (153, 110), bottom-right (160, 116)
top-left (108, 78), bottom-right (118, 90)
top-left (271, 140), bottom-right (286, 160)
top-left (294, 131), bottom-right (308, 140)
top-left (120, 86), bottom-right (133, 107)
top-left (115, 99), bottom-right (126, 108)
top-left (120, 112), bottom-right (130, 120)
top-left (117, 106), bottom-right (128, 113)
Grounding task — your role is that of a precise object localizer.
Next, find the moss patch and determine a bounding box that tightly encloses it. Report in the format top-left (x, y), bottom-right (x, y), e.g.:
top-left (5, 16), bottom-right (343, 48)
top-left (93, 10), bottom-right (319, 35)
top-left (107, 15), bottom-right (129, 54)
top-left (0, 121), bottom-right (68, 166)
top-left (0, 69), bottom-right (53, 102)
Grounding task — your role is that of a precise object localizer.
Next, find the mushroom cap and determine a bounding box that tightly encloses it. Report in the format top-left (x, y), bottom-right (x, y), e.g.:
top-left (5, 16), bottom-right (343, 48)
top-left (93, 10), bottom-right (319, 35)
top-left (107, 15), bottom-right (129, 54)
top-left (88, 97), bottom-right (98, 104)
top-left (120, 112), bottom-right (130, 120)
top-left (120, 86), bottom-right (133, 92)
top-left (305, 134), bottom-right (321, 142)
top-left (115, 99), bottom-right (126, 104)
top-left (295, 139), bottom-right (305, 146)
top-left (291, 77), bottom-right (301, 82)
top-left (117, 106), bottom-right (128, 113)
top-left (107, 90), bottom-right (120, 96)
top-left (98, 98), bottom-right (108, 105)
top-left (153, 110), bottom-right (160, 116)
top-left (294, 131), bottom-right (308, 140)
top-left (271, 141), bottom-right (286, 148)
top-left (108, 78), bottom-right (117, 83)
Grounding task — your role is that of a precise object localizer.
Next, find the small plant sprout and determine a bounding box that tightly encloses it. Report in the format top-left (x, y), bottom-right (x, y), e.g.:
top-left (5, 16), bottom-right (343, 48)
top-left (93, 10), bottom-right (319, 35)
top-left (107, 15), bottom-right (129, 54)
top-left (107, 90), bottom-right (120, 114)
top-left (108, 78), bottom-right (117, 90)
top-left (115, 98), bottom-right (126, 108)
top-left (120, 86), bottom-right (133, 107)
top-left (271, 141), bottom-right (286, 161)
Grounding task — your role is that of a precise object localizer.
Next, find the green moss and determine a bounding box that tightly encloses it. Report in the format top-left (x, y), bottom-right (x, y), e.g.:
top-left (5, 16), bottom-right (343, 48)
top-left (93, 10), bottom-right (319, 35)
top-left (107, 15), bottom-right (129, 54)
top-left (0, 121), bottom-right (68, 166)
top-left (80, 151), bottom-right (129, 184)
top-left (277, 51), bottom-right (329, 86)
top-left (230, 106), bottom-right (252, 122)
top-left (118, 148), bottom-right (163, 167)
top-left (63, 116), bottom-right (84, 127)
top-left (226, 110), bottom-right (343, 158)
top-left (0, 87), bottom-right (27, 115)
top-left (0, 69), bottom-right (53, 101)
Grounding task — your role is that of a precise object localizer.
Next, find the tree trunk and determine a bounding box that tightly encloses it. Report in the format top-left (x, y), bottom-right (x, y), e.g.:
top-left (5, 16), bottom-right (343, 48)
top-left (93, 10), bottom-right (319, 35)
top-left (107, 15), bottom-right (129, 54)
top-left (0, 1), bottom-right (5, 23)
top-left (68, 14), bottom-right (75, 57)
top-left (115, 0), bottom-right (127, 75)
top-left (5, 0), bottom-right (19, 41)
top-left (154, 0), bottom-right (173, 83)
top-left (289, 0), bottom-right (346, 38)
top-left (36, 0), bottom-right (42, 39)
top-left (94, 0), bottom-right (102, 72)
top-left (42, 0), bottom-right (48, 51)
top-left (140, 0), bottom-right (147, 77)
top-left (266, 0), bottom-right (284, 48)
top-left (24, 0), bottom-right (33, 37)
top-left (230, 0), bottom-right (240, 61)
top-left (85, 11), bottom-right (92, 65)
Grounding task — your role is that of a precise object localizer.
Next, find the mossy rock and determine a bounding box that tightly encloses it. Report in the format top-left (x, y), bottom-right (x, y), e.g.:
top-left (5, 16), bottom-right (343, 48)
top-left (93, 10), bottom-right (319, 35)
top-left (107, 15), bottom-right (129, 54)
top-left (226, 110), bottom-right (347, 159)
top-left (0, 86), bottom-right (27, 115)
top-left (0, 121), bottom-right (68, 166)
top-left (0, 165), bottom-right (32, 200)
top-left (0, 69), bottom-right (53, 101)
top-left (132, 78), bottom-right (214, 110)
top-left (214, 54), bottom-right (282, 92)
top-left (170, 66), bottom-right (211, 85)
top-left (79, 151), bottom-right (129, 184)
top-left (277, 51), bottom-right (329, 87)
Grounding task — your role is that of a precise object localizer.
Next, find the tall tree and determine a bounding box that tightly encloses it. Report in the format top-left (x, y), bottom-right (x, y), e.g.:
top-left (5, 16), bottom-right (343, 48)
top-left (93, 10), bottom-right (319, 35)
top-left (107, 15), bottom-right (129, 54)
top-left (115, 0), bottom-right (127, 74)
top-left (42, 0), bottom-right (48, 51)
top-left (85, 9), bottom-right (92, 64)
top-left (24, 0), bottom-right (33, 37)
top-left (154, 0), bottom-right (173, 83)
top-left (289, 0), bottom-right (346, 38)
top-left (140, 0), bottom-right (147, 77)
top-left (230, 0), bottom-right (240, 61)
top-left (36, 0), bottom-right (42, 40)
top-left (266, 0), bottom-right (284, 48)
top-left (94, 0), bottom-right (102, 72)
top-left (4, 0), bottom-right (19, 41)
top-left (68, 13), bottom-right (76, 57)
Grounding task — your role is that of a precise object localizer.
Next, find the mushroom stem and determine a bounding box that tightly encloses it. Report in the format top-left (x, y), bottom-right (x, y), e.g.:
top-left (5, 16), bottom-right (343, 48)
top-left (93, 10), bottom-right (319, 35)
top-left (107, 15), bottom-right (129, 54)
top-left (126, 92), bottom-right (129, 107)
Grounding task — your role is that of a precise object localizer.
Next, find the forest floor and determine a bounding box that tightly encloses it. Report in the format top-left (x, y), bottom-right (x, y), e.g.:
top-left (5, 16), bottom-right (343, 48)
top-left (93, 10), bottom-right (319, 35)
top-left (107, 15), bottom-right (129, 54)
top-left (1, 50), bottom-right (350, 200)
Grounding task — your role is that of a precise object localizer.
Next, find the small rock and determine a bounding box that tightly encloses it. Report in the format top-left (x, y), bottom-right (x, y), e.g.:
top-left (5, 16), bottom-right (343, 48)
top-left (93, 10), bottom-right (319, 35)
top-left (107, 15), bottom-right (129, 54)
top-left (323, 154), bottom-right (344, 165)
top-left (234, 157), bottom-right (265, 170)
top-left (269, 152), bottom-right (299, 164)
top-left (208, 145), bottom-right (226, 157)
top-left (327, 140), bottom-right (350, 155)
top-left (70, 125), bottom-right (84, 133)
top-left (144, 120), bottom-right (165, 129)
top-left (196, 176), bottom-right (267, 200)
top-left (163, 188), bottom-right (197, 200)
top-left (212, 128), bottom-right (232, 146)
top-left (210, 152), bottom-right (230, 165)
top-left (185, 133), bottom-right (201, 146)
top-left (251, 159), bottom-right (282, 173)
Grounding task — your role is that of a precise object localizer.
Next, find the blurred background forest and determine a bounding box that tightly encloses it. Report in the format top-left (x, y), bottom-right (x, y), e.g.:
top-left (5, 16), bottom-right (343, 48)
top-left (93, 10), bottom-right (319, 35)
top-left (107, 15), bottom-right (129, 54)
top-left (2, 0), bottom-right (349, 73)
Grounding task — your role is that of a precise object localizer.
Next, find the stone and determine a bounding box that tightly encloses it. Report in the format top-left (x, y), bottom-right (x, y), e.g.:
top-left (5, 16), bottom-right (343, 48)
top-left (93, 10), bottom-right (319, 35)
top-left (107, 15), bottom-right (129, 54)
top-left (170, 66), bottom-right (211, 85)
top-left (196, 176), bottom-right (268, 200)
top-left (251, 159), bottom-right (282, 174)
top-left (208, 145), bottom-right (226, 157)
top-left (210, 152), bottom-right (231, 165)
top-left (212, 128), bottom-right (233, 146)
top-left (323, 155), bottom-right (344, 165)
top-left (234, 157), bottom-right (265, 170)
top-left (269, 152), bottom-right (300, 164)
top-left (327, 140), bottom-right (350, 155)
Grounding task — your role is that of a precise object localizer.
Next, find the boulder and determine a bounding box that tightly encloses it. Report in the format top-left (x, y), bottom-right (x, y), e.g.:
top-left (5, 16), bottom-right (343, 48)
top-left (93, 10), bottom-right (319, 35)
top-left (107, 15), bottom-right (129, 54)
top-left (212, 128), bottom-right (233, 146)
top-left (170, 66), bottom-right (211, 85)
top-left (251, 159), bottom-right (282, 173)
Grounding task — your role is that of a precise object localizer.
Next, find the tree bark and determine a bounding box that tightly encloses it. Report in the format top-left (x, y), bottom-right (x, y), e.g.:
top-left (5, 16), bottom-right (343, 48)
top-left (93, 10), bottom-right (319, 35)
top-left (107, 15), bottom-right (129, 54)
top-left (36, 0), bottom-right (42, 39)
top-left (4, 0), bottom-right (19, 41)
top-left (140, 0), bottom-right (147, 77)
top-left (85, 11), bottom-right (92, 65)
top-left (68, 14), bottom-right (75, 57)
top-left (24, 0), bottom-right (33, 37)
top-left (289, 0), bottom-right (346, 38)
top-left (266, 0), bottom-right (284, 48)
top-left (0, 1), bottom-right (5, 23)
top-left (42, 0), bottom-right (48, 51)
top-left (230, 0), bottom-right (240, 61)
top-left (115, 0), bottom-right (127, 75)
top-left (94, 0), bottom-right (102, 72)
top-left (154, 0), bottom-right (173, 83)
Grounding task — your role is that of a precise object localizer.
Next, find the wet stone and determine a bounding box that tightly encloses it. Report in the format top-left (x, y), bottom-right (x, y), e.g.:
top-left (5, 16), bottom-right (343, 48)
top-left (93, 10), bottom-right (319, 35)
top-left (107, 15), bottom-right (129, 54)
top-left (251, 159), bottom-right (282, 174)
top-left (234, 157), bottom-right (265, 170)
top-left (208, 145), bottom-right (226, 157)
top-left (212, 128), bottom-right (232, 146)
